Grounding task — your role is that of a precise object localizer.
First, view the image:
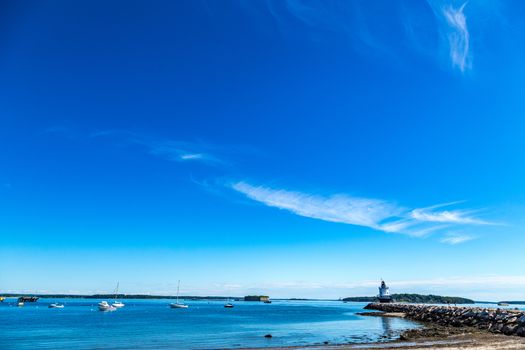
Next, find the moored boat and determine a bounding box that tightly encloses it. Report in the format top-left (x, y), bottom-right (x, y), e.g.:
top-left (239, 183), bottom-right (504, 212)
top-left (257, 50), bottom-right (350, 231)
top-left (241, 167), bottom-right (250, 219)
top-left (112, 301), bottom-right (125, 308)
top-left (170, 280), bottom-right (189, 309)
top-left (224, 302), bottom-right (234, 308)
top-left (170, 303), bottom-right (189, 308)
top-left (49, 303), bottom-right (64, 308)
top-left (18, 296), bottom-right (39, 302)
top-left (111, 282), bottom-right (125, 308)
top-left (98, 301), bottom-right (117, 312)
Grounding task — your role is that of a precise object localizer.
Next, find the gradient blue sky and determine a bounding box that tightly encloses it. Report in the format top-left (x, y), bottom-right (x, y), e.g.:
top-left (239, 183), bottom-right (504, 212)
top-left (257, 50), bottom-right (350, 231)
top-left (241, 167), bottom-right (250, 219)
top-left (1, 0), bottom-right (525, 300)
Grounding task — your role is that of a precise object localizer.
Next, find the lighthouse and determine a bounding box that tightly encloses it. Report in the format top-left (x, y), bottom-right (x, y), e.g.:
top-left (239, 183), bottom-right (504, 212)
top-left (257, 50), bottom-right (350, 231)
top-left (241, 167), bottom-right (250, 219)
top-left (377, 280), bottom-right (392, 303)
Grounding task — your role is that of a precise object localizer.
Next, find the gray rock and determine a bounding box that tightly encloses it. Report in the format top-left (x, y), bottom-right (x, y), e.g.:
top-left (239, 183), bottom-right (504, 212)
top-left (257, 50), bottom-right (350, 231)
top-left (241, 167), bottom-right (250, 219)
top-left (502, 324), bottom-right (517, 335)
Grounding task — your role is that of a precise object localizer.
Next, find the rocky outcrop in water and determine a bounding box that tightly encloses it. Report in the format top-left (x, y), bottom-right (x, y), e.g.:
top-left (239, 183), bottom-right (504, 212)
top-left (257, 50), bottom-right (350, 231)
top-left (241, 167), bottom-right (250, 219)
top-left (365, 302), bottom-right (525, 337)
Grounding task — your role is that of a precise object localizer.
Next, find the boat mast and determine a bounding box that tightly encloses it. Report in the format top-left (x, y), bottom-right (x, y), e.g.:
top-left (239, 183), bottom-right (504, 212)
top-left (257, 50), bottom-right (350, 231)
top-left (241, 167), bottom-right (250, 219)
top-left (115, 282), bottom-right (119, 300)
top-left (176, 280), bottom-right (180, 304)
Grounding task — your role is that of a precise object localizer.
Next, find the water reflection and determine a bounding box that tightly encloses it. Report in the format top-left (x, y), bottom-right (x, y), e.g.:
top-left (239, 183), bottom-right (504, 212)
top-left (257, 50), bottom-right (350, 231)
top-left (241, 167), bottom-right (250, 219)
top-left (381, 316), bottom-right (395, 338)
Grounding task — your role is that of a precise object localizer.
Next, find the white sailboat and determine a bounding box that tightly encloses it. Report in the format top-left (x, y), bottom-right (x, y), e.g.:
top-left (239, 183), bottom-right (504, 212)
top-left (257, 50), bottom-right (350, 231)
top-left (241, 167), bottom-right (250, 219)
top-left (224, 298), bottom-right (234, 308)
top-left (49, 303), bottom-right (64, 308)
top-left (112, 282), bottom-right (125, 308)
top-left (170, 280), bottom-right (189, 309)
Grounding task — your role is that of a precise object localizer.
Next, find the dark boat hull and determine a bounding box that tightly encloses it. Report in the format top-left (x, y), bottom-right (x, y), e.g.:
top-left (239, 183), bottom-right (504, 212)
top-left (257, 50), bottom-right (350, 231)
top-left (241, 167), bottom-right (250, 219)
top-left (18, 296), bottom-right (39, 302)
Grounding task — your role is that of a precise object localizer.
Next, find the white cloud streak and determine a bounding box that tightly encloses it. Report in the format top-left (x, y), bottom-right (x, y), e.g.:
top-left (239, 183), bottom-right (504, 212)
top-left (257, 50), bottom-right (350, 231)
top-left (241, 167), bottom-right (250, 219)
top-left (231, 181), bottom-right (493, 241)
top-left (232, 182), bottom-right (402, 229)
top-left (440, 232), bottom-right (476, 245)
top-left (410, 202), bottom-right (490, 225)
top-left (241, 1), bottom-right (475, 72)
top-left (149, 143), bottom-right (223, 165)
top-left (180, 153), bottom-right (205, 160)
top-left (91, 130), bottom-right (225, 166)
top-left (443, 2), bottom-right (470, 71)
top-left (429, 1), bottom-right (472, 72)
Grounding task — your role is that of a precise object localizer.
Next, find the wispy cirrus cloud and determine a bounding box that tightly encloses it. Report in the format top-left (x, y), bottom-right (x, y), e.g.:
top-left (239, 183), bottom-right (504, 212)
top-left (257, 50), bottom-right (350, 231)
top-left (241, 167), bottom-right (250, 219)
top-left (232, 181), bottom-right (402, 229)
top-left (249, 0), bottom-right (399, 58)
top-left (440, 232), bottom-right (476, 245)
top-left (149, 142), bottom-right (225, 165)
top-left (428, 1), bottom-right (471, 72)
top-left (443, 2), bottom-right (470, 72)
top-left (237, 0), bottom-right (481, 73)
top-left (91, 130), bottom-right (225, 166)
top-left (410, 201), bottom-right (491, 225)
top-left (231, 181), bottom-right (494, 241)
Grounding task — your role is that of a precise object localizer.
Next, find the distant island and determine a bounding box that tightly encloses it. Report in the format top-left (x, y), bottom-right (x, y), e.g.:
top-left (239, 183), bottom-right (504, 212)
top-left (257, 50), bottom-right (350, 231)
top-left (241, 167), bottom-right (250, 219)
top-left (244, 295), bottom-right (270, 301)
top-left (343, 293), bottom-right (475, 304)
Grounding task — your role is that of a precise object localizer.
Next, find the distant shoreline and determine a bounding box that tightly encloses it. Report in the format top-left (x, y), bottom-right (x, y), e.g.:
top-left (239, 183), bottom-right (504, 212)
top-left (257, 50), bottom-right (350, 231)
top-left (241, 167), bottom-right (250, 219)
top-left (1, 294), bottom-right (242, 300)
top-left (2, 293), bottom-right (520, 304)
top-left (0, 294), bottom-right (334, 301)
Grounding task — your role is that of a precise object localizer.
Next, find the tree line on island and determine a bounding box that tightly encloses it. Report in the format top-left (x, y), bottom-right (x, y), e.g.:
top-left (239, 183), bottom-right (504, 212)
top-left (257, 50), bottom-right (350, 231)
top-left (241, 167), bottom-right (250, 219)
top-left (0, 293), bottom-right (269, 301)
top-left (343, 293), bottom-right (475, 304)
top-left (0, 293), bottom-right (241, 300)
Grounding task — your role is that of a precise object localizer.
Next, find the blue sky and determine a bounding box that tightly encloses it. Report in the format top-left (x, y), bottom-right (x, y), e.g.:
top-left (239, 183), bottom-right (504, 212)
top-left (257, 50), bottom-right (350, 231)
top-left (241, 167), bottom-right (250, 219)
top-left (1, 0), bottom-right (525, 300)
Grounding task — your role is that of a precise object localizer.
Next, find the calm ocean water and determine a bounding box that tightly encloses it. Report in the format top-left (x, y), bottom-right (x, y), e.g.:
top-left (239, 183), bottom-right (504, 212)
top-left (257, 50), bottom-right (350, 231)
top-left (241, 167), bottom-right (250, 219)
top-left (0, 298), bottom-right (420, 350)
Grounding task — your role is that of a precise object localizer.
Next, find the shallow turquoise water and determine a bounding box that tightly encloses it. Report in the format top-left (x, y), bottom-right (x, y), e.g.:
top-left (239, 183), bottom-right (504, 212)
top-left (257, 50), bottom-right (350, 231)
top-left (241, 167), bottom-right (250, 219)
top-left (0, 299), bottom-right (419, 349)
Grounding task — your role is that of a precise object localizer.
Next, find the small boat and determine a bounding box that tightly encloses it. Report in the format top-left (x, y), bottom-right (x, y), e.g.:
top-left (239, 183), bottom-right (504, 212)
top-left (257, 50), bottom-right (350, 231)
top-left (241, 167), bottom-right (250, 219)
top-left (0, 297), bottom-right (5, 302)
top-left (17, 301), bottom-right (24, 307)
top-left (112, 301), bottom-right (125, 308)
top-left (18, 296), bottom-right (39, 302)
top-left (49, 303), bottom-right (64, 308)
top-left (264, 300), bottom-right (272, 304)
top-left (498, 302), bottom-right (510, 306)
top-left (224, 302), bottom-right (234, 308)
top-left (98, 301), bottom-right (117, 312)
top-left (170, 280), bottom-right (189, 309)
top-left (111, 282), bottom-right (125, 308)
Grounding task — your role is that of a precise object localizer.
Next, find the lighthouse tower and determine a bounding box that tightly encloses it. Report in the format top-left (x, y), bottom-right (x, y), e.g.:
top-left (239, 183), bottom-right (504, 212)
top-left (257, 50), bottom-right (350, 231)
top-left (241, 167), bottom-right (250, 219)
top-left (377, 280), bottom-right (392, 303)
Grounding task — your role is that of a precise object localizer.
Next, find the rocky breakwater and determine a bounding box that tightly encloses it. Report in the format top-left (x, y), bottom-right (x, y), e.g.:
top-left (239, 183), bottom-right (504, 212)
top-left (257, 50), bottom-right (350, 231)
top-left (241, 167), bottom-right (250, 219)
top-left (365, 302), bottom-right (525, 337)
